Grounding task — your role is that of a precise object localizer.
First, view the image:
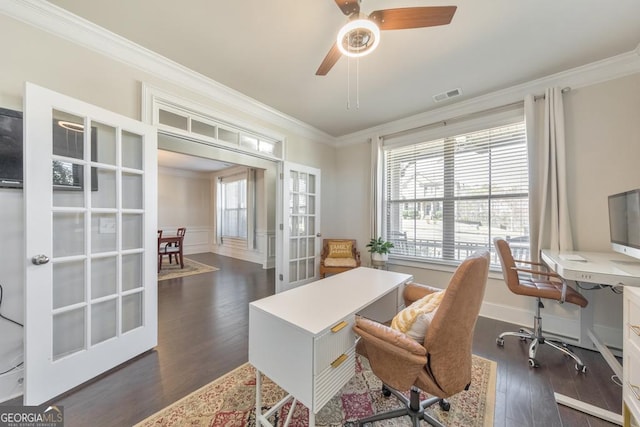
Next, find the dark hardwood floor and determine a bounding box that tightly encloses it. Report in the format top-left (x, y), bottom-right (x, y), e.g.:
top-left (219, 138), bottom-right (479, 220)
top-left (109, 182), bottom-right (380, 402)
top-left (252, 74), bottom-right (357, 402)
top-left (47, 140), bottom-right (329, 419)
top-left (2, 254), bottom-right (622, 426)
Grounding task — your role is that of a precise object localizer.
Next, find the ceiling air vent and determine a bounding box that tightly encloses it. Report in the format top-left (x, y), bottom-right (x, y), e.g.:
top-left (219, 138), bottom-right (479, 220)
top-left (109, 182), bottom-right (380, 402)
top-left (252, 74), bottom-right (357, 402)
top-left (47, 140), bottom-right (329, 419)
top-left (433, 88), bottom-right (462, 103)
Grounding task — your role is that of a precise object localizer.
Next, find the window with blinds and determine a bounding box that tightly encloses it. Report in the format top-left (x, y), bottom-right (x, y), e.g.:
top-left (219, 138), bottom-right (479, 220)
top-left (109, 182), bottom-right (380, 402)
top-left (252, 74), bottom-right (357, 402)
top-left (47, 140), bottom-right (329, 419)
top-left (220, 176), bottom-right (248, 239)
top-left (383, 120), bottom-right (529, 265)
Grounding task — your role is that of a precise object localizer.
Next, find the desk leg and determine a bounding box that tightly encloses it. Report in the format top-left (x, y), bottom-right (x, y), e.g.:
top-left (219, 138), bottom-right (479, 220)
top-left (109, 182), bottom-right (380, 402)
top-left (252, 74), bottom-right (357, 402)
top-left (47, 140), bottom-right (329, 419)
top-left (256, 370), bottom-right (262, 427)
top-left (578, 284), bottom-right (596, 349)
top-left (555, 393), bottom-right (623, 425)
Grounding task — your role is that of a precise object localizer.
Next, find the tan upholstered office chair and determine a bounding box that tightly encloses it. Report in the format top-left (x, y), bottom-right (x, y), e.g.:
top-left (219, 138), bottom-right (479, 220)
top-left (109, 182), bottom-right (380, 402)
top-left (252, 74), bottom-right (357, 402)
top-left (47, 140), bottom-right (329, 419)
top-left (319, 239), bottom-right (361, 278)
top-left (493, 237), bottom-right (588, 371)
top-left (350, 251), bottom-right (490, 427)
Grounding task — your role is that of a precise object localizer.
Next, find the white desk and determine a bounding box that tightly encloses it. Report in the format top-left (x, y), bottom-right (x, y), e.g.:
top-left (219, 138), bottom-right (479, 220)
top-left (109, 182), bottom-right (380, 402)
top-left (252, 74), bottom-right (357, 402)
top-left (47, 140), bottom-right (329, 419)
top-left (541, 249), bottom-right (640, 426)
top-left (248, 267), bottom-right (413, 427)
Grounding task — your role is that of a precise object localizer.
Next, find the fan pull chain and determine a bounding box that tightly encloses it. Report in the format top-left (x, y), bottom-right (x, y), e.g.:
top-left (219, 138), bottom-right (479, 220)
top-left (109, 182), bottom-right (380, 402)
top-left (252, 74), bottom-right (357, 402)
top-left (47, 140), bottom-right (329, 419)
top-left (356, 56), bottom-right (360, 109)
top-left (346, 55), bottom-right (350, 110)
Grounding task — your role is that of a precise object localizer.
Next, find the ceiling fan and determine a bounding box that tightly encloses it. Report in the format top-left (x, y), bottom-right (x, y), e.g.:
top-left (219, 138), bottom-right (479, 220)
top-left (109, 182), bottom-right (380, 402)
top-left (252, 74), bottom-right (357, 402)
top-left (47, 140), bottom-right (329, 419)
top-left (316, 0), bottom-right (457, 75)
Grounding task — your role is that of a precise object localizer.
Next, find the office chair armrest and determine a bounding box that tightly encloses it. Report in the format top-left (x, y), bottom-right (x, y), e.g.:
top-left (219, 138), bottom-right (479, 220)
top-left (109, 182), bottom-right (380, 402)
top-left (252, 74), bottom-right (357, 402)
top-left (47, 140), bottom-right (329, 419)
top-left (511, 267), bottom-right (568, 303)
top-left (403, 282), bottom-right (442, 307)
top-left (511, 267), bottom-right (562, 280)
top-left (513, 259), bottom-right (548, 270)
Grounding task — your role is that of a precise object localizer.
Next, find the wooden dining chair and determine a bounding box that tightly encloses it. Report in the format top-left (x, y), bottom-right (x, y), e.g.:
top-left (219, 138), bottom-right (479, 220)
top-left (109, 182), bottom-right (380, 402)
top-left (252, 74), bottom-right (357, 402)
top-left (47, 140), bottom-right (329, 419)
top-left (158, 229), bottom-right (182, 272)
top-left (171, 227), bottom-right (186, 268)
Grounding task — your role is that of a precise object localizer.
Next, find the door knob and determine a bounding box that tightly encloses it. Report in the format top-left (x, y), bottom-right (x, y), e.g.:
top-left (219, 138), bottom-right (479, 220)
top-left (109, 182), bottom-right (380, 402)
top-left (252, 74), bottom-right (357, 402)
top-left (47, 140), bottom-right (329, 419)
top-left (31, 254), bottom-right (50, 265)
top-left (316, 233), bottom-right (322, 237)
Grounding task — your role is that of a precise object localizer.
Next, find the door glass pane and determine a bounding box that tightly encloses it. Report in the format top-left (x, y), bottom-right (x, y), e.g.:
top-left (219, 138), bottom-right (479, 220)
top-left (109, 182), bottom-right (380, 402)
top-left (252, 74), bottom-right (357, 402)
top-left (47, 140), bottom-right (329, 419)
top-left (298, 195), bottom-right (306, 214)
top-left (308, 195), bottom-right (315, 215)
top-left (53, 260), bottom-right (85, 309)
top-left (300, 238), bottom-right (307, 258)
top-left (290, 171), bottom-right (298, 192)
top-left (289, 261), bottom-right (298, 282)
top-left (122, 172), bottom-right (143, 209)
top-left (300, 259), bottom-right (307, 278)
top-left (308, 238), bottom-right (315, 256)
top-left (289, 238), bottom-right (298, 259)
top-left (308, 259), bottom-right (314, 277)
top-left (92, 214), bottom-right (117, 253)
top-left (290, 216), bottom-right (297, 236)
top-left (308, 174), bottom-right (316, 194)
top-left (52, 212), bottom-right (85, 257)
top-left (52, 161), bottom-right (85, 207)
top-left (122, 131), bottom-right (143, 170)
top-left (91, 299), bottom-right (117, 345)
top-left (122, 292), bottom-right (143, 333)
top-left (122, 214), bottom-right (143, 250)
top-left (122, 253), bottom-right (143, 291)
top-left (52, 110), bottom-right (84, 160)
top-left (91, 256), bottom-right (117, 298)
top-left (308, 216), bottom-right (315, 236)
top-left (53, 308), bottom-right (85, 360)
top-left (91, 121), bottom-right (116, 165)
top-left (298, 173), bottom-right (307, 193)
top-left (299, 216), bottom-right (307, 236)
top-left (91, 168), bottom-right (116, 208)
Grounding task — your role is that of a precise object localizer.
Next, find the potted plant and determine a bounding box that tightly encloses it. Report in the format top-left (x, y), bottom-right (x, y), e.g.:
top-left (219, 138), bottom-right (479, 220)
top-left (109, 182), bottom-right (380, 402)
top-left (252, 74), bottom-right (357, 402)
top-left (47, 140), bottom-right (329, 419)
top-left (366, 236), bottom-right (394, 263)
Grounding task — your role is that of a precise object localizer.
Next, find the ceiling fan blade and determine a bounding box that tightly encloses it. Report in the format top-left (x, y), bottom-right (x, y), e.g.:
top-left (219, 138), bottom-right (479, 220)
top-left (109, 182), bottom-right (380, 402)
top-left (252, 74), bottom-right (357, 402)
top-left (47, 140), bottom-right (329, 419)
top-left (316, 42), bottom-right (342, 76)
top-left (369, 6), bottom-right (457, 30)
top-left (334, 0), bottom-right (360, 16)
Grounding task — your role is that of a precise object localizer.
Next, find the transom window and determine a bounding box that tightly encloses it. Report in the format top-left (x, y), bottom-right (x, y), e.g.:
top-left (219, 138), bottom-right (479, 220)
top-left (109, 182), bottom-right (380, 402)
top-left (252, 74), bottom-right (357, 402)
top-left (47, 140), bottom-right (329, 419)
top-left (383, 120), bottom-right (529, 266)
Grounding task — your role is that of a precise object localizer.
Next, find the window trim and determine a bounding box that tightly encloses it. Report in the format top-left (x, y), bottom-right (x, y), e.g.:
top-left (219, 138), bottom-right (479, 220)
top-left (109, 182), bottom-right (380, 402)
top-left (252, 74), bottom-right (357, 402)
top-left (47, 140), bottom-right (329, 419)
top-left (380, 106), bottom-right (529, 268)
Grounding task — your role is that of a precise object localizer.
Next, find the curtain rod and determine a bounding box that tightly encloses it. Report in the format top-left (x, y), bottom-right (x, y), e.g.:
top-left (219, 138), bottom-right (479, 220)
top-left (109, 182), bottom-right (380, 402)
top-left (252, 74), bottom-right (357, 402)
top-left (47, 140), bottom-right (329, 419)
top-left (382, 87), bottom-right (572, 141)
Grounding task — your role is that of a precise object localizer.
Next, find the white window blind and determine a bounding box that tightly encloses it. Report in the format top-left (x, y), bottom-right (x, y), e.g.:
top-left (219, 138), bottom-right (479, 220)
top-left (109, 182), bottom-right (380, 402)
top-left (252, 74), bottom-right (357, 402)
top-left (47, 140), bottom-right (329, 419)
top-left (383, 119), bottom-right (529, 265)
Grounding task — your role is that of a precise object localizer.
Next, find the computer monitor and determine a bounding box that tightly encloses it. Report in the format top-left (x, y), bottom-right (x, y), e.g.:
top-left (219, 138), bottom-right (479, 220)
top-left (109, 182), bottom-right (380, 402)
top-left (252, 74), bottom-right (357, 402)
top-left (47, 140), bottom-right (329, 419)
top-left (608, 189), bottom-right (640, 260)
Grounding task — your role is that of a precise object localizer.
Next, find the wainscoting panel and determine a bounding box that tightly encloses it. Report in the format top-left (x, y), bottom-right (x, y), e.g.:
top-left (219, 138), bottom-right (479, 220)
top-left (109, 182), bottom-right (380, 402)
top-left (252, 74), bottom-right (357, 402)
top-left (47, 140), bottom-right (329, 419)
top-left (159, 225), bottom-right (211, 255)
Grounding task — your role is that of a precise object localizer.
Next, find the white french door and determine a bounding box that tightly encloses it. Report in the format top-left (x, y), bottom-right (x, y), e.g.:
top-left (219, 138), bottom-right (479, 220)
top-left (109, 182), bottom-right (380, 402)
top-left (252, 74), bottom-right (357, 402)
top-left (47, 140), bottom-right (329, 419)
top-left (277, 162), bottom-right (321, 293)
top-left (23, 83), bottom-right (158, 405)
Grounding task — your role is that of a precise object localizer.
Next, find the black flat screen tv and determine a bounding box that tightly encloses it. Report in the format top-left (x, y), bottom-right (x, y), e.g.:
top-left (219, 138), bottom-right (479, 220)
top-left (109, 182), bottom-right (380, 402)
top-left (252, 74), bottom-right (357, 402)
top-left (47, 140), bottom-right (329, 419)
top-left (0, 108), bottom-right (97, 190)
top-left (0, 107), bottom-right (23, 188)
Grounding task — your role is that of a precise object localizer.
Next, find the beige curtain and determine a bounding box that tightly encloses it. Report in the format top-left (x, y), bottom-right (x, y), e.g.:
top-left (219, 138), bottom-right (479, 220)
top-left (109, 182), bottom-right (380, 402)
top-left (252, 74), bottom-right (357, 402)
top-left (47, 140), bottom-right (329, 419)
top-left (369, 136), bottom-right (383, 240)
top-left (525, 87), bottom-right (573, 262)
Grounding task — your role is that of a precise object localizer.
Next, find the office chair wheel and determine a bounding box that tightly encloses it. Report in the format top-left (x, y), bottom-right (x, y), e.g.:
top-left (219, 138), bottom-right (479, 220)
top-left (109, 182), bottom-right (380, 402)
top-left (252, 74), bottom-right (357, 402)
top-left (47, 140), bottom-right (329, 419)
top-left (528, 358), bottom-right (539, 368)
top-left (439, 399), bottom-right (451, 411)
top-left (496, 337), bottom-right (504, 346)
top-left (575, 363), bottom-right (587, 373)
top-left (381, 385), bottom-right (392, 397)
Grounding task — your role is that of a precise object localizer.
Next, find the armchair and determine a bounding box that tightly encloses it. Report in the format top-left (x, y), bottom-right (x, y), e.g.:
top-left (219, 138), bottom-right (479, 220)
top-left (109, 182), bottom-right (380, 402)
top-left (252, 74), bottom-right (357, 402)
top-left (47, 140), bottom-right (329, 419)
top-left (319, 239), bottom-right (361, 278)
top-left (351, 251), bottom-right (490, 427)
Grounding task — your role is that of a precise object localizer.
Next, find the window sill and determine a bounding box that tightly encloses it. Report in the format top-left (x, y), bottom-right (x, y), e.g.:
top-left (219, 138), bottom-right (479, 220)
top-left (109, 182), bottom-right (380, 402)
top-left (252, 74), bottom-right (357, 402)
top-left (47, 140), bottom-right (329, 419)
top-left (388, 256), bottom-right (504, 281)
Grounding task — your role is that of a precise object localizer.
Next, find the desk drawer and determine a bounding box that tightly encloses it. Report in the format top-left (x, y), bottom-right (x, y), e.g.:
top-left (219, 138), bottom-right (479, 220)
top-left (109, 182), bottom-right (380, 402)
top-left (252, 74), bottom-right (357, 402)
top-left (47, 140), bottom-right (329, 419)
top-left (624, 337), bottom-right (640, 424)
top-left (314, 316), bottom-right (356, 375)
top-left (626, 288), bottom-right (640, 350)
top-left (313, 346), bottom-right (355, 411)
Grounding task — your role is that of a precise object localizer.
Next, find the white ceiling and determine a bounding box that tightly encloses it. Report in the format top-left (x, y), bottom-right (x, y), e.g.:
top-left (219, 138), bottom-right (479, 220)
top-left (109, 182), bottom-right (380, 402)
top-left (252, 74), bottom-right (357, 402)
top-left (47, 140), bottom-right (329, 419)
top-left (47, 0), bottom-right (640, 137)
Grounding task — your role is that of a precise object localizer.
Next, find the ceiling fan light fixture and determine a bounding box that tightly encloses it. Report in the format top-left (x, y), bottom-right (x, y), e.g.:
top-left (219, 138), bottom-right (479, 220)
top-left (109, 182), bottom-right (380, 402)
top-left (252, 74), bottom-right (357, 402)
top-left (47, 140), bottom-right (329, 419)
top-left (337, 18), bottom-right (380, 58)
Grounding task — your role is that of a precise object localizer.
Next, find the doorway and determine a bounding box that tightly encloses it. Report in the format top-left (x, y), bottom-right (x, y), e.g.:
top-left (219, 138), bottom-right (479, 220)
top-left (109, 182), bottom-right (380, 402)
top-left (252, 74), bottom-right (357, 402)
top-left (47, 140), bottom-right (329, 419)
top-left (157, 133), bottom-right (278, 268)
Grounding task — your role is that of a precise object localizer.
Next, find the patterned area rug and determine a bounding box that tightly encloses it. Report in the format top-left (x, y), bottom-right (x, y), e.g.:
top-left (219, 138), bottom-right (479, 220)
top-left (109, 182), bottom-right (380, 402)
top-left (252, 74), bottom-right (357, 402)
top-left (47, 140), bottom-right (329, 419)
top-left (135, 354), bottom-right (496, 426)
top-left (158, 258), bottom-right (219, 281)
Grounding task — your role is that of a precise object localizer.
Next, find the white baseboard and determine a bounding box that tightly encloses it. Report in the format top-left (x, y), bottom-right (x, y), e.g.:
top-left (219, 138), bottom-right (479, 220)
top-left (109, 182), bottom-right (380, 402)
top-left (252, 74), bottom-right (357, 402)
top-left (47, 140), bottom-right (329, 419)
top-left (480, 301), bottom-right (622, 352)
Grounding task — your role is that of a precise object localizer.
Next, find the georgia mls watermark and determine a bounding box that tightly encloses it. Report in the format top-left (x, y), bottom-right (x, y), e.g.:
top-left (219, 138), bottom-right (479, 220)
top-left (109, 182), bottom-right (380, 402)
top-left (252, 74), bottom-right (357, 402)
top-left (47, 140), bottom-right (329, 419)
top-left (0, 406), bottom-right (63, 427)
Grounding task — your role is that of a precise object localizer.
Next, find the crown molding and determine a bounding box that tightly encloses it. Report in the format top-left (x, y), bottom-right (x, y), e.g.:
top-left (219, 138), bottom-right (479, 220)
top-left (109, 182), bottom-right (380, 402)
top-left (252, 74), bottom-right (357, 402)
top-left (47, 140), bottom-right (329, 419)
top-left (0, 0), bottom-right (336, 146)
top-left (337, 48), bottom-right (640, 146)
